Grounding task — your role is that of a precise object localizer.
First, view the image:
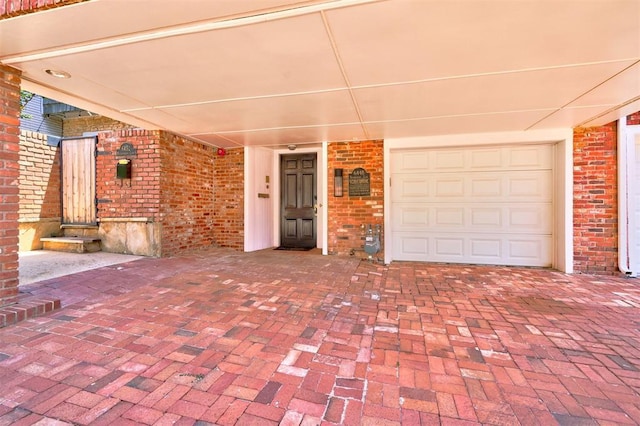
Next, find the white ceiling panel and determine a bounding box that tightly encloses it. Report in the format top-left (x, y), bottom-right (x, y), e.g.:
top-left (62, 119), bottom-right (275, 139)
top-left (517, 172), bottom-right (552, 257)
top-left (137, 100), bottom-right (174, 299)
top-left (582, 100), bottom-right (640, 128)
top-left (354, 61), bottom-right (634, 122)
top-left (129, 90), bottom-right (359, 134)
top-left (364, 110), bottom-right (554, 140)
top-left (568, 61), bottom-right (640, 108)
top-left (2, 0), bottom-right (640, 148)
top-left (529, 106), bottom-right (618, 131)
top-left (17, 59), bottom-right (152, 112)
top-left (327, 0), bottom-right (640, 86)
top-left (0, 0), bottom-right (327, 57)
top-left (26, 13), bottom-right (344, 107)
top-left (212, 123), bottom-right (367, 147)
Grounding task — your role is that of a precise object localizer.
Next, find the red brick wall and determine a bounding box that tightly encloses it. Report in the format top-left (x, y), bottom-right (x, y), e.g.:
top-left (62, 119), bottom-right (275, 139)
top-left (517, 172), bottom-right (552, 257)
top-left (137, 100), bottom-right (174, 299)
top-left (573, 123), bottom-right (618, 274)
top-left (327, 140), bottom-right (384, 257)
top-left (0, 0), bottom-right (83, 18)
top-left (628, 112), bottom-right (640, 126)
top-left (0, 65), bottom-right (20, 306)
top-left (19, 131), bottom-right (60, 220)
top-left (159, 133), bottom-right (217, 256)
top-left (213, 148), bottom-right (244, 250)
top-left (96, 130), bottom-right (161, 220)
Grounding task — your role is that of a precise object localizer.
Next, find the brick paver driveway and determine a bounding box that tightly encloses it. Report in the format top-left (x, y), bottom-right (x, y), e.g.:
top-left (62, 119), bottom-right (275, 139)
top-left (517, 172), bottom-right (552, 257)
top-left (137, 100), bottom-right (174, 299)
top-left (1, 248), bottom-right (640, 425)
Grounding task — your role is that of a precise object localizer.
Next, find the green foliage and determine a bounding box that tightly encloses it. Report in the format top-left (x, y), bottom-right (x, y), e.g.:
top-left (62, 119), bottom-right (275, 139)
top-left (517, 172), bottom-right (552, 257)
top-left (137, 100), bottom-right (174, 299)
top-left (20, 90), bottom-right (35, 119)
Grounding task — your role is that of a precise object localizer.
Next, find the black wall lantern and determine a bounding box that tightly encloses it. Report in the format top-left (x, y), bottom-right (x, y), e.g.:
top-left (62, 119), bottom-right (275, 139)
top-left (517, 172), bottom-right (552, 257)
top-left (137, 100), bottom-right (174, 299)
top-left (334, 168), bottom-right (344, 197)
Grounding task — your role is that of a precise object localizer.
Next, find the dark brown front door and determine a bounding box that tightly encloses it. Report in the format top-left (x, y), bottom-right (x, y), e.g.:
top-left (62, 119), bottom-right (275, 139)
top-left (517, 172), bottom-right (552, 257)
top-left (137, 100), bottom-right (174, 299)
top-left (280, 153), bottom-right (317, 248)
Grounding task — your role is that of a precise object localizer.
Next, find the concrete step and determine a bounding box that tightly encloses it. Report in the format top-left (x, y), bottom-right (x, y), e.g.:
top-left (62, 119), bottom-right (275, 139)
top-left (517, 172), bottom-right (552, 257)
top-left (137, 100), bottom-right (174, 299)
top-left (40, 237), bottom-right (101, 254)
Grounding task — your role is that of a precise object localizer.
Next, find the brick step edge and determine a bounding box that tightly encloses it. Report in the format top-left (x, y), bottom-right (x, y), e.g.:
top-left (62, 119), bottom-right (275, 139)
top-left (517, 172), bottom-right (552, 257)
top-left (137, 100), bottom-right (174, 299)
top-left (0, 297), bottom-right (61, 328)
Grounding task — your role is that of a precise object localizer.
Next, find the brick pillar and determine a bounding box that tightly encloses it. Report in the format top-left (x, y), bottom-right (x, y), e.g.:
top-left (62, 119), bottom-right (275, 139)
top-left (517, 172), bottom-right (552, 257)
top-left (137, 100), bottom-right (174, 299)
top-left (573, 123), bottom-right (618, 274)
top-left (0, 65), bottom-right (21, 306)
top-left (327, 140), bottom-right (384, 257)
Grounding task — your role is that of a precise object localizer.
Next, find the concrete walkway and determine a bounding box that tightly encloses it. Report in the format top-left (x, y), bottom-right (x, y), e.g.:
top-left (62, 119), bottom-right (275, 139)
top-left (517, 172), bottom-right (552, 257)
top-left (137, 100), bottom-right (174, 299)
top-left (2, 247), bottom-right (640, 425)
top-left (19, 250), bottom-right (144, 286)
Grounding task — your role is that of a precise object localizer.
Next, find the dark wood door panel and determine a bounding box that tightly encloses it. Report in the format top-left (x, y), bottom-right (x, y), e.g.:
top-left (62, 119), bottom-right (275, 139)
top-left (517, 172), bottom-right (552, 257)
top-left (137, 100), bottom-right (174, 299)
top-left (280, 153), bottom-right (317, 248)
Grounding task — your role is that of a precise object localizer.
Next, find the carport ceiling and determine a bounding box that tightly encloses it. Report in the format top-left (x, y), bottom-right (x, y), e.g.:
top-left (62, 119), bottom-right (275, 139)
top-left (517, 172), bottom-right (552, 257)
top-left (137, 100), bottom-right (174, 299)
top-left (2, 0), bottom-right (639, 149)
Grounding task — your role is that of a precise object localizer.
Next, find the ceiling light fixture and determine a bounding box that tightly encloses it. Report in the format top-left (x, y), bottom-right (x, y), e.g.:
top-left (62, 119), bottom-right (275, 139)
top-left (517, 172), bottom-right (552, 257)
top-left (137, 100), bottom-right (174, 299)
top-left (45, 69), bottom-right (71, 79)
top-left (288, 145), bottom-right (297, 151)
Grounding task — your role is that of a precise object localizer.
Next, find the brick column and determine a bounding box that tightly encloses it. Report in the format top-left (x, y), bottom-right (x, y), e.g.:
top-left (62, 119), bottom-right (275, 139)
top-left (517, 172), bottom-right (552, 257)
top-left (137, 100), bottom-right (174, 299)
top-left (327, 140), bottom-right (384, 257)
top-left (573, 123), bottom-right (618, 274)
top-left (0, 65), bottom-right (21, 306)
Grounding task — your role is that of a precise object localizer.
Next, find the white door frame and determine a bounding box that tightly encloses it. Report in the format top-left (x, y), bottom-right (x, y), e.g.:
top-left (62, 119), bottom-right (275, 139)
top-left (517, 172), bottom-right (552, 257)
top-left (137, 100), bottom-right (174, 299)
top-left (618, 120), bottom-right (640, 276)
top-left (384, 129), bottom-right (573, 272)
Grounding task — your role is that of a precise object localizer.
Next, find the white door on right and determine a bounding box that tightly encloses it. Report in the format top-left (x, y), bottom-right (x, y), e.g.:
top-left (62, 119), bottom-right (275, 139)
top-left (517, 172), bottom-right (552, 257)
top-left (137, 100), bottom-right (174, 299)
top-left (633, 135), bottom-right (640, 272)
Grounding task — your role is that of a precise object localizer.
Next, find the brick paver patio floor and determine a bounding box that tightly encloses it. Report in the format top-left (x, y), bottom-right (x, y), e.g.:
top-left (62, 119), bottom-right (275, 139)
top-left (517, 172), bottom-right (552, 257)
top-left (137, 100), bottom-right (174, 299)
top-left (1, 247), bottom-right (640, 425)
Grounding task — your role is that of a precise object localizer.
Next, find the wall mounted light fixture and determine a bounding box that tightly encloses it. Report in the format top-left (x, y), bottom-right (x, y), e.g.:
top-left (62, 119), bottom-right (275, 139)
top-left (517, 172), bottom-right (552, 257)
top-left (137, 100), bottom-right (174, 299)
top-left (334, 168), bottom-right (343, 197)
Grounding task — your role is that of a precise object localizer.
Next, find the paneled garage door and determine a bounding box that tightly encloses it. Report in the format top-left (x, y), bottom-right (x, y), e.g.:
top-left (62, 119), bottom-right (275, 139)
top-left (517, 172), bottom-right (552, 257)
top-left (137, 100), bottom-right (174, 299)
top-left (391, 144), bottom-right (553, 267)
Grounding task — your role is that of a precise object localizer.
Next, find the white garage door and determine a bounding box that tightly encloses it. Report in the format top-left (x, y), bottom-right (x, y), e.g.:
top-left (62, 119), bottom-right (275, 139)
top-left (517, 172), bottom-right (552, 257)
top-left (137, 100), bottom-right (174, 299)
top-left (391, 144), bottom-right (553, 267)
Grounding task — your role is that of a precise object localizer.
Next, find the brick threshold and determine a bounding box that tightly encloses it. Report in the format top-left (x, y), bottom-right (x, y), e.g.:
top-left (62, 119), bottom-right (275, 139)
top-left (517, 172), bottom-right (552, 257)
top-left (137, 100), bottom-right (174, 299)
top-left (0, 295), bottom-right (61, 328)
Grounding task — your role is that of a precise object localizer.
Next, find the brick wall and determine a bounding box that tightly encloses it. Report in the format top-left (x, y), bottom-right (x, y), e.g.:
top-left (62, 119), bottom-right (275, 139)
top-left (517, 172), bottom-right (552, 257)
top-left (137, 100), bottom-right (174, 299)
top-left (0, 0), bottom-right (84, 18)
top-left (327, 140), bottom-right (384, 258)
top-left (573, 123), bottom-right (618, 274)
top-left (628, 112), bottom-right (640, 126)
top-left (19, 131), bottom-right (60, 220)
top-left (96, 130), bottom-right (161, 220)
top-left (63, 115), bottom-right (135, 138)
top-left (18, 131), bottom-right (61, 250)
top-left (159, 133), bottom-right (217, 256)
top-left (212, 148), bottom-right (244, 250)
top-left (0, 65), bottom-right (20, 306)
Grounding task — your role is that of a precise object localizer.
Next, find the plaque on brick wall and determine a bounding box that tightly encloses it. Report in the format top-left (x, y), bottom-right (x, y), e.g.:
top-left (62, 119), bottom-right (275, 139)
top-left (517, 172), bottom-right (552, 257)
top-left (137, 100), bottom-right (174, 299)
top-left (116, 142), bottom-right (137, 157)
top-left (349, 167), bottom-right (370, 196)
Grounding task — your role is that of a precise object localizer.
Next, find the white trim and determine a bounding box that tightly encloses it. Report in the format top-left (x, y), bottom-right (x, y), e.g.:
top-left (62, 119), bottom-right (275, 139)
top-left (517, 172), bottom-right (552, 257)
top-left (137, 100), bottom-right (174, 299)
top-left (271, 146), bottom-right (326, 251)
top-left (322, 142), bottom-right (329, 255)
top-left (384, 128), bottom-right (573, 272)
top-left (243, 148), bottom-right (251, 252)
top-left (618, 120), bottom-right (640, 276)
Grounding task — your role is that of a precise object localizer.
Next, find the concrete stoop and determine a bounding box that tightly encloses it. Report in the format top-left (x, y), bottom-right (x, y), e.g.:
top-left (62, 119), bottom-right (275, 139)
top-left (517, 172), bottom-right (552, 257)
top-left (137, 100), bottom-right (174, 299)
top-left (40, 236), bottom-right (101, 253)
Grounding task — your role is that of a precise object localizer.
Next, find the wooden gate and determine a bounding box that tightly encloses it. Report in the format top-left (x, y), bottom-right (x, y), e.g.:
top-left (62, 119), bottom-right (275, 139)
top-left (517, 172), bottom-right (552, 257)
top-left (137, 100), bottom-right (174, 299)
top-left (61, 137), bottom-right (97, 225)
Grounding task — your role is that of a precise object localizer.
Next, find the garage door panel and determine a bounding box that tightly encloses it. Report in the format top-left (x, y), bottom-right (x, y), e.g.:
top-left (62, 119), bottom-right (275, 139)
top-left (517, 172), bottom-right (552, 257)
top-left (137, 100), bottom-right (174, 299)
top-left (393, 203), bottom-right (552, 233)
top-left (396, 177), bottom-right (430, 200)
top-left (434, 150), bottom-right (465, 170)
top-left (470, 238), bottom-right (502, 259)
top-left (509, 237), bottom-right (552, 265)
top-left (471, 177), bottom-right (502, 197)
top-left (391, 150), bottom-right (430, 171)
top-left (397, 206), bottom-right (429, 227)
top-left (391, 143), bottom-right (553, 267)
top-left (471, 208), bottom-right (502, 227)
top-left (508, 172), bottom-right (552, 199)
top-left (470, 149), bottom-right (502, 169)
top-left (393, 170), bottom-right (552, 202)
top-left (508, 145), bottom-right (553, 169)
top-left (435, 207), bottom-right (464, 226)
top-left (435, 237), bottom-right (465, 257)
top-left (435, 177), bottom-right (465, 197)
top-left (394, 232), bottom-right (552, 266)
top-left (391, 145), bottom-right (552, 174)
top-left (395, 234), bottom-right (429, 256)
